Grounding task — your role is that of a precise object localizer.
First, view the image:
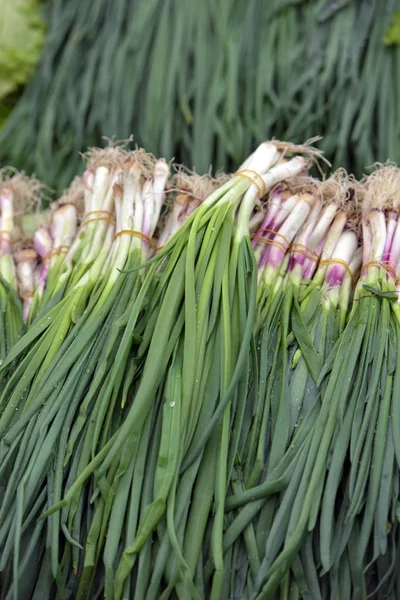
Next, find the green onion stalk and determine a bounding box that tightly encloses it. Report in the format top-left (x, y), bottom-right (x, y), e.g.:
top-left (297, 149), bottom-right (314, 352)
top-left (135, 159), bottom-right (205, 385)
top-left (35, 142), bottom-right (313, 600)
top-left (143, 150), bottom-right (314, 600)
top-left (28, 177), bottom-right (84, 323)
top-left (0, 151), bottom-right (170, 599)
top-left (28, 161), bottom-right (113, 322)
top-left (30, 226), bottom-right (52, 319)
top-left (250, 232), bottom-right (361, 600)
top-left (243, 188), bottom-right (322, 487)
top-left (241, 167), bottom-right (400, 599)
top-left (29, 203), bottom-right (78, 322)
top-left (81, 173), bottom-right (222, 600)
top-left (0, 173), bottom-right (41, 361)
top-left (154, 167), bottom-right (224, 249)
top-left (0, 188), bottom-right (22, 363)
top-left (156, 191), bottom-right (200, 248)
top-left (14, 248), bottom-right (39, 323)
top-left (30, 147), bottom-right (139, 324)
top-left (0, 147), bottom-right (131, 411)
top-left (220, 176), bottom-right (361, 597)
top-left (314, 166), bottom-right (400, 599)
top-left (242, 182), bottom-right (345, 489)
top-left (201, 185), bottom-right (322, 599)
top-left (145, 177), bottom-right (295, 600)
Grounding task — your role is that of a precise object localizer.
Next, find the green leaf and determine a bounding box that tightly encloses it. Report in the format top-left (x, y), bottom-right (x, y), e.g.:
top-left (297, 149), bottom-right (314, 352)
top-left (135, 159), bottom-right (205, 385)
top-left (0, 0), bottom-right (45, 100)
top-left (384, 9), bottom-right (400, 46)
top-left (0, 102), bottom-right (12, 127)
top-left (291, 299), bottom-right (323, 385)
top-left (362, 284), bottom-right (397, 299)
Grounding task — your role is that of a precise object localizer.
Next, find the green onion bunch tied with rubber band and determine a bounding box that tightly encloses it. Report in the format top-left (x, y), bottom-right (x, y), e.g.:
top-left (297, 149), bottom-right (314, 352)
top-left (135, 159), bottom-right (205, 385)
top-left (315, 165), bottom-right (400, 599)
top-left (5, 140), bottom-right (312, 600)
top-left (0, 146), bottom-right (172, 599)
top-left (222, 172), bottom-right (363, 599)
top-left (225, 165), bottom-right (400, 600)
top-left (0, 141), bottom-right (236, 600)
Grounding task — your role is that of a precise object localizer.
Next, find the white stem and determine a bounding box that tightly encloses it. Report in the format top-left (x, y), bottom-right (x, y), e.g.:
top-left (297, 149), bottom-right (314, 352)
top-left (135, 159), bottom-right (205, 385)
top-left (89, 167), bottom-right (109, 212)
top-left (307, 204), bottom-right (339, 251)
top-left (246, 143), bottom-right (281, 174)
top-left (152, 159), bottom-right (170, 229)
top-left (331, 230), bottom-right (359, 263)
top-left (261, 157), bottom-right (308, 189)
top-left (319, 212), bottom-right (348, 262)
top-left (349, 247), bottom-right (363, 278)
top-left (293, 199), bottom-right (322, 246)
top-left (277, 195), bottom-right (314, 241)
top-left (369, 210), bottom-right (386, 262)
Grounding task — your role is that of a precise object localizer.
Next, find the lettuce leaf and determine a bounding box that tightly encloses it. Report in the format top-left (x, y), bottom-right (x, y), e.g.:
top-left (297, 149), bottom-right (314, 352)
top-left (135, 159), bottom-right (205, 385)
top-left (0, 0), bottom-right (45, 100)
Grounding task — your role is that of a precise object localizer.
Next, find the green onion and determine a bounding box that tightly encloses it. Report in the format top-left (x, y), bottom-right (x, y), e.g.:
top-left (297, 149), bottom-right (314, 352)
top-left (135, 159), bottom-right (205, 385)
top-left (4, 140), bottom-right (400, 599)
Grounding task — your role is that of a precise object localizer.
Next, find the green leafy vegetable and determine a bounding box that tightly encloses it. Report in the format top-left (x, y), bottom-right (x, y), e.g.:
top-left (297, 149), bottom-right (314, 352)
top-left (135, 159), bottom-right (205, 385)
top-left (0, 0), bottom-right (45, 100)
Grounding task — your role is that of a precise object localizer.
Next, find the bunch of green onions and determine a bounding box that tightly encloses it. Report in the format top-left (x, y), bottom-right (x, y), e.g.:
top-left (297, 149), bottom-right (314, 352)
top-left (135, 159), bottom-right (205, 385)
top-left (0, 140), bottom-right (313, 599)
top-left (224, 167), bottom-right (400, 599)
top-left (2, 140), bottom-right (400, 600)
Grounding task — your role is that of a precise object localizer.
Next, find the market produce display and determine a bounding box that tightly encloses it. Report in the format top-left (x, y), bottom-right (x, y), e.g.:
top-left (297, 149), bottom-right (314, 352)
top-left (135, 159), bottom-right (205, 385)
top-left (0, 139), bottom-right (400, 600)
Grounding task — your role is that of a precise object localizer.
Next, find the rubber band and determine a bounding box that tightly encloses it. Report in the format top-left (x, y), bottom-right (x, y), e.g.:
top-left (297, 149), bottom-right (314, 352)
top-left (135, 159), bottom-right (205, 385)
top-left (245, 169), bottom-right (267, 198)
top-left (258, 228), bottom-right (290, 246)
top-left (0, 229), bottom-right (21, 246)
top-left (289, 243), bottom-right (319, 262)
top-left (155, 245), bottom-right (164, 252)
top-left (361, 261), bottom-right (396, 279)
top-left (114, 229), bottom-right (151, 244)
top-left (85, 210), bottom-right (115, 219)
top-left (83, 216), bottom-right (116, 227)
top-left (235, 169), bottom-right (267, 199)
top-left (83, 210), bottom-right (115, 227)
top-left (24, 291), bottom-right (34, 299)
top-left (253, 237), bottom-right (287, 253)
top-left (320, 259), bottom-right (355, 286)
top-left (290, 243), bottom-right (318, 258)
top-left (290, 247), bottom-right (318, 263)
top-left (0, 230), bottom-right (12, 244)
top-left (43, 245), bottom-right (70, 261)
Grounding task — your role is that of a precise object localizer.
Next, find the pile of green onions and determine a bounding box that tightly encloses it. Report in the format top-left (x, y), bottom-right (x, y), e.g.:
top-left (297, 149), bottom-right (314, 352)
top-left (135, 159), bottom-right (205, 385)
top-left (1, 141), bottom-right (400, 600)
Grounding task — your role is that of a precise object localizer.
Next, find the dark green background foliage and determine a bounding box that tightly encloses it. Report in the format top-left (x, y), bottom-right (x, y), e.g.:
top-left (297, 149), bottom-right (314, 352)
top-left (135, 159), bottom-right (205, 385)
top-left (0, 0), bottom-right (400, 194)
